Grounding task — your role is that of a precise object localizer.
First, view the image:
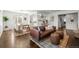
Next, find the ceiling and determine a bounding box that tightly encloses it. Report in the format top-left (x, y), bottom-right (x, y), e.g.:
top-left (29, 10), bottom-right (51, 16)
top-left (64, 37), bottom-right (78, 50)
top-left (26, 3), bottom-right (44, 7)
top-left (10, 10), bottom-right (60, 15)
top-left (37, 10), bottom-right (60, 14)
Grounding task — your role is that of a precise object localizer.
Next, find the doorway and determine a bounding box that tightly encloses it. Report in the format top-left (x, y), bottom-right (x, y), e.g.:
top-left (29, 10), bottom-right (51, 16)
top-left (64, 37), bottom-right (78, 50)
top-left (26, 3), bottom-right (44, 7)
top-left (58, 14), bottom-right (66, 30)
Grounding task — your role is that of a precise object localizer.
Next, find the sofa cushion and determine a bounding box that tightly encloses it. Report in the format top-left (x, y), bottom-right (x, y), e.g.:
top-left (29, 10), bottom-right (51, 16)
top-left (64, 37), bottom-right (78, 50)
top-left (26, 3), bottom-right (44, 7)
top-left (40, 29), bottom-right (55, 39)
top-left (52, 26), bottom-right (56, 31)
top-left (45, 26), bottom-right (52, 30)
top-left (39, 26), bottom-right (45, 31)
top-left (30, 28), bottom-right (39, 40)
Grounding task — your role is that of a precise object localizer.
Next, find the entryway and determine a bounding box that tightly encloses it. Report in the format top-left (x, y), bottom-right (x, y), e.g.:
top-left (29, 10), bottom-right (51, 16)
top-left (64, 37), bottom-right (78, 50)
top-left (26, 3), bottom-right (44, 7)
top-left (58, 14), bottom-right (66, 30)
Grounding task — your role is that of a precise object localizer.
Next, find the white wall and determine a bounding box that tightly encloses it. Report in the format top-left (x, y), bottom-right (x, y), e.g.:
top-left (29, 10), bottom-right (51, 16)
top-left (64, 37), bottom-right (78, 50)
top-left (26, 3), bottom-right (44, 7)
top-left (3, 10), bottom-right (30, 30)
top-left (30, 13), bottom-right (38, 27)
top-left (48, 10), bottom-right (79, 30)
top-left (37, 13), bottom-right (49, 26)
top-left (66, 13), bottom-right (78, 30)
top-left (0, 11), bottom-right (3, 36)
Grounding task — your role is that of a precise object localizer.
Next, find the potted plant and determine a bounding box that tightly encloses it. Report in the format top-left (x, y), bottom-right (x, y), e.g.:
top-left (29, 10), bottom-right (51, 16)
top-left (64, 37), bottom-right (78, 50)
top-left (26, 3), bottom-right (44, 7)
top-left (3, 16), bottom-right (8, 22)
top-left (3, 16), bottom-right (9, 28)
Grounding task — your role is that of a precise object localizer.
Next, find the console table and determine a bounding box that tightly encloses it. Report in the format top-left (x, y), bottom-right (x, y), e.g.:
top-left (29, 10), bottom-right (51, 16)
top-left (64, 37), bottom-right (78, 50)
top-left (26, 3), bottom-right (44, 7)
top-left (15, 31), bottom-right (30, 37)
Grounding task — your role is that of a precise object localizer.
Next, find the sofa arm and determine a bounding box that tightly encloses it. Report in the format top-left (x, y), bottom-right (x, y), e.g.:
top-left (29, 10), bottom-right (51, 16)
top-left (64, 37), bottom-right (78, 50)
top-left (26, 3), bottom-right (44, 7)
top-left (30, 28), bottom-right (39, 40)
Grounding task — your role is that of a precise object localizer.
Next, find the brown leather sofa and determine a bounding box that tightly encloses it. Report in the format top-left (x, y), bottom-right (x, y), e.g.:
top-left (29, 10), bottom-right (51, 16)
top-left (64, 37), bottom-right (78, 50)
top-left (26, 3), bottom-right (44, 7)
top-left (30, 28), bottom-right (39, 40)
top-left (39, 26), bottom-right (56, 39)
top-left (50, 30), bottom-right (64, 45)
top-left (40, 29), bottom-right (55, 39)
top-left (30, 26), bottom-right (56, 40)
top-left (50, 33), bottom-right (60, 45)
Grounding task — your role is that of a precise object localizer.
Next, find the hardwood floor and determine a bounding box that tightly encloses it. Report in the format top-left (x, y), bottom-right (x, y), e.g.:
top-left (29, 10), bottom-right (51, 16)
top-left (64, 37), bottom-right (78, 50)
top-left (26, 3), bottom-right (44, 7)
top-left (30, 40), bottom-right (40, 48)
top-left (0, 30), bottom-right (30, 48)
top-left (15, 34), bottom-right (30, 48)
